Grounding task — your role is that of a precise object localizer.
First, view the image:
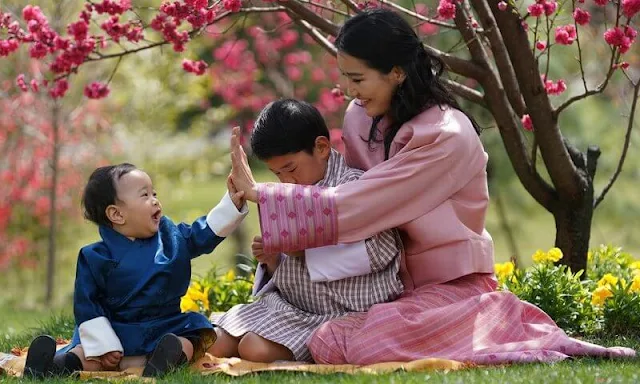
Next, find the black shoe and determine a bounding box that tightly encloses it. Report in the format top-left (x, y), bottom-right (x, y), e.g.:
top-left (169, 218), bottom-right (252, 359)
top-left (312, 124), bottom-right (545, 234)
top-left (142, 333), bottom-right (183, 377)
top-left (23, 335), bottom-right (57, 379)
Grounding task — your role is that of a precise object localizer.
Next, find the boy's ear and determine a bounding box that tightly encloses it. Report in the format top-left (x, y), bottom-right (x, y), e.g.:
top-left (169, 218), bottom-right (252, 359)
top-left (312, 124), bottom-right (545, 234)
top-left (315, 136), bottom-right (331, 160)
top-left (106, 204), bottom-right (125, 226)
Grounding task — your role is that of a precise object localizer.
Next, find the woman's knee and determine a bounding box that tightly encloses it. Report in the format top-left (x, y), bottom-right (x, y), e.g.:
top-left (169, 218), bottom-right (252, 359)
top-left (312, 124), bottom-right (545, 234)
top-left (308, 323), bottom-right (347, 364)
top-left (237, 332), bottom-right (293, 363)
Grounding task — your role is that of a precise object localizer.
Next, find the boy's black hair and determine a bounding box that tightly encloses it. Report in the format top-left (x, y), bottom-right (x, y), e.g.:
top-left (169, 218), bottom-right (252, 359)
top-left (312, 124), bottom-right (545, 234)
top-left (81, 163), bottom-right (137, 227)
top-left (250, 99), bottom-right (330, 160)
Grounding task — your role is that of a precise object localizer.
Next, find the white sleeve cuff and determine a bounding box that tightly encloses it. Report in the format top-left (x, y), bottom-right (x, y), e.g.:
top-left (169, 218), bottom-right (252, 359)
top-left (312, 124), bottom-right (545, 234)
top-left (206, 191), bottom-right (249, 237)
top-left (78, 317), bottom-right (124, 358)
top-left (252, 254), bottom-right (286, 296)
top-left (305, 241), bottom-right (372, 282)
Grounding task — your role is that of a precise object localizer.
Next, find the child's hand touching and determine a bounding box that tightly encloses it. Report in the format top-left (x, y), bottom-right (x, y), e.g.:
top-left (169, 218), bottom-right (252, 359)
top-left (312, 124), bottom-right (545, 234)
top-left (100, 351), bottom-right (122, 371)
top-left (227, 175), bottom-right (245, 211)
top-left (252, 236), bottom-right (280, 276)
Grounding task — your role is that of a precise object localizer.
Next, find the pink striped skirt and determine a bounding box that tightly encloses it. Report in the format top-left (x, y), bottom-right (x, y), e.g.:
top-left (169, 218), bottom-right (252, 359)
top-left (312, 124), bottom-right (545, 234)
top-left (308, 273), bottom-right (636, 365)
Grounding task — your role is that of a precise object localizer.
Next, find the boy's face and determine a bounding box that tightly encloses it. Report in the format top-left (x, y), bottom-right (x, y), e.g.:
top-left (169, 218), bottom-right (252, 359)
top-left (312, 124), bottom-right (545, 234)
top-left (107, 169), bottom-right (163, 239)
top-left (263, 137), bottom-right (331, 185)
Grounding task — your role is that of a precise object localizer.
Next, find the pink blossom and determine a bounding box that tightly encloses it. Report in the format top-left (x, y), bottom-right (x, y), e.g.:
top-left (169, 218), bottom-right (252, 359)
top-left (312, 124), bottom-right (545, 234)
top-left (182, 59), bottom-right (208, 75)
top-left (594, 0), bottom-right (608, 5)
top-left (622, 0), bottom-right (640, 17)
top-left (555, 25), bottom-right (577, 45)
top-left (286, 66), bottom-right (303, 82)
top-left (536, 40), bottom-right (547, 50)
top-left (94, 0), bottom-right (131, 15)
top-left (49, 79), bottom-right (69, 99)
top-left (437, 0), bottom-right (456, 20)
top-left (521, 114), bottom-right (533, 131)
top-left (29, 41), bottom-right (48, 58)
top-left (67, 20), bottom-right (89, 41)
top-left (84, 82), bottom-right (110, 99)
top-left (528, 3), bottom-right (544, 17)
top-left (498, 1), bottom-right (508, 11)
top-left (604, 26), bottom-right (636, 54)
top-left (0, 39), bottom-right (20, 57)
top-left (543, 1), bottom-right (557, 15)
top-left (572, 8), bottom-right (591, 25)
top-left (16, 74), bottom-right (28, 92)
top-left (185, 0), bottom-right (209, 10)
top-left (543, 77), bottom-right (567, 95)
top-left (223, 0), bottom-right (242, 12)
top-left (30, 79), bottom-right (39, 92)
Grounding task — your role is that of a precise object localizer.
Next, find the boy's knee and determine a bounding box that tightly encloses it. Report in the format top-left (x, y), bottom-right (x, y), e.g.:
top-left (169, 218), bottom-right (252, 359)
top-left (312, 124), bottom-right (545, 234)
top-left (178, 337), bottom-right (194, 361)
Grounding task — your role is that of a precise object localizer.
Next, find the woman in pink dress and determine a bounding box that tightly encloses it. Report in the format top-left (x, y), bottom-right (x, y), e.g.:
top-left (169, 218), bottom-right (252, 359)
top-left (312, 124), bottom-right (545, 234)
top-left (228, 8), bottom-right (635, 365)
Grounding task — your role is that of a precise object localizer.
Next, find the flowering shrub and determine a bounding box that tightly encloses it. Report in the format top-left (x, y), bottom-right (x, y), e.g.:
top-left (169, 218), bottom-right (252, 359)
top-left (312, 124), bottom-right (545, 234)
top-left (495, 245), bottom-right (640, 337)
top-left (181, 264), bottom-right (254, 316)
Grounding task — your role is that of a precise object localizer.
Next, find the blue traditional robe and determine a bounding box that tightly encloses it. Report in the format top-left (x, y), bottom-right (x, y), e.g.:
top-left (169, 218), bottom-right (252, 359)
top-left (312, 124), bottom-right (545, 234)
top-left (61, 193), bottom-right (247, 358)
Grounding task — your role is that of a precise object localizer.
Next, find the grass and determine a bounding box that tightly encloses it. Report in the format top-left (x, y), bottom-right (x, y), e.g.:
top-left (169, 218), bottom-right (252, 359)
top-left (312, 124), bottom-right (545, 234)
top-left (1, 315), bottom-right (639, 384)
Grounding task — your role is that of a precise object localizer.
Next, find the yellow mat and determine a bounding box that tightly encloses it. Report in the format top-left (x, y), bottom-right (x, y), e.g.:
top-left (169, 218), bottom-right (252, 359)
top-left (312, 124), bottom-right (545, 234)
top-left (1, 348), bottom-right (469, 381)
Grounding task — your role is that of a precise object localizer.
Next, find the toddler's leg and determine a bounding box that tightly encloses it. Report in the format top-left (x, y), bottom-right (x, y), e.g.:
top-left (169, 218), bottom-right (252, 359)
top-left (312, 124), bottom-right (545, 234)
top-left (237, 332), bottom-right (294, 363)
top-left (66, 346), bottom-right (103, 371)
top-left (23, 335), bottom-right (57, 378)
top-left (23, 336), bottom-right (93, 379)
top-left (207, 328), bottom-right (240, 358)
top-left (141, 333), bottom-right (183, 377)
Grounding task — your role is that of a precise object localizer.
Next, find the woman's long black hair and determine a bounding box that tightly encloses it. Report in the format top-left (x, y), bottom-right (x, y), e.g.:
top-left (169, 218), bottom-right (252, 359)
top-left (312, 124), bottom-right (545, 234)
top-left (334, 8), bottom-right (481, 159)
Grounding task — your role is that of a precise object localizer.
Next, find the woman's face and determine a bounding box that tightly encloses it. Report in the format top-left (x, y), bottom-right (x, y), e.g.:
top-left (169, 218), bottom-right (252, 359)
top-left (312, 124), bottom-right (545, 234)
top-left (337, 52), bottom-right (402, 117)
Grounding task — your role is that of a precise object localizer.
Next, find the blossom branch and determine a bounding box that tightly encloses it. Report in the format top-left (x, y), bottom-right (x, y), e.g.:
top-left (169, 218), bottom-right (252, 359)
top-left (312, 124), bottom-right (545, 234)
top-left (338, 0), bottom-right (361, 14)
top-left (276, 0), bottom-right (339, 36)
top-left (377, 0), bottom-right (460, 29)
top-left (442, 77), bottom-right (486, 106)
top-left (470, 0), bottom-right (526, 116)
top-left (290, 14), bottom-right (338, 56)
top-left (594, 79), bottom-right (640, 208)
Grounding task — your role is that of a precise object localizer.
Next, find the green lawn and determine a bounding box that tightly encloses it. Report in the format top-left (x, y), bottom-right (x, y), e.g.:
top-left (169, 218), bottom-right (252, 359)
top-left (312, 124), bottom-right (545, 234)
top-left (1, 315), bottom-right (639, 384)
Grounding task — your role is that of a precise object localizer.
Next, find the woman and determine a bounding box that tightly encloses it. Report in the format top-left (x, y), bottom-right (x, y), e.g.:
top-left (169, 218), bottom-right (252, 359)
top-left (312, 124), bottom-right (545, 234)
top-left (229, 9), bottom-right (635, 365)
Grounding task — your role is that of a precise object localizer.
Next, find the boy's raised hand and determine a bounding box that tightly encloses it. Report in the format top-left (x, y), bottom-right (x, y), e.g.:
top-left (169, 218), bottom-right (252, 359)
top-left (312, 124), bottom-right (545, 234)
top-left (227, 175), bottom-right (245, 211)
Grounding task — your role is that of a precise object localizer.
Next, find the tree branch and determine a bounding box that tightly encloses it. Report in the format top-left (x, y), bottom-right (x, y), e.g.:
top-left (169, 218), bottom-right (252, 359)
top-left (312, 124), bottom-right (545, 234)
top-left (442, 78), bottom-right (486, 106)
top-left (454, 1), bottom-right (555, 210)
top-left (423, 46), bottom-right (487, 81)
top-left (469, 0), bottom-right (525, 116)
top-left (594, 79), bottom-right (640, 208)
top-left (290, 14), bottom-right (338, 56)
top-left (277, 0), bottom-right (339, 36)
top-left (299, 0), bottom-right (350, 17)
top-left (84, 7), bottom-right (285, 62)
top-left (489, 0), bottom-right (583, 200)
top-left (338, 0), bottom-right (361, 14)
top-left (376, 0), bottom-right (460, 30)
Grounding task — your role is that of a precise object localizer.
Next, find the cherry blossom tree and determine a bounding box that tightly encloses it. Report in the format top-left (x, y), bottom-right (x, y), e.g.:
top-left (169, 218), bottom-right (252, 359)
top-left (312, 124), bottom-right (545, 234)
top-left (1, 0), bottom-right (639, 272)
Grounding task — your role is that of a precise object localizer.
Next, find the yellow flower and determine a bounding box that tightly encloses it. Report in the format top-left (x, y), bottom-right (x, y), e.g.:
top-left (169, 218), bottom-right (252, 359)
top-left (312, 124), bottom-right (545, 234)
top-left (630, 261), bottom-right (640, 270)
top-left (494, 261), bottom-right (515, 282)
top-left (532, 249), bottom-right (547, 264)
top-left (630, 276), bottom-right (640, 293)
top-left (587, 251), bottom-right (593, 261)
top-left (546, 248), bottom-right (563, 262)
top-left (225, 270), bottom-right (236, 282)
top-left (180, 296), bottom-right (200, 313)
top-left (591, 286), bottom-right (613, 306)
top-left (597, 273), bottom-right (618, 288)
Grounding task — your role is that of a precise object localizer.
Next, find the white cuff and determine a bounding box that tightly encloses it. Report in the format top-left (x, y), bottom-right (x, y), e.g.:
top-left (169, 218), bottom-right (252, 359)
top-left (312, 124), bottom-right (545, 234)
top-left (78, 317), bottom-right (124, 358)
top-left (252, 254), bottom-right (286, 296)
top-left (305, 241), bottom-right (372, 282)
top-left (206, 191), bottom-right (249, 237)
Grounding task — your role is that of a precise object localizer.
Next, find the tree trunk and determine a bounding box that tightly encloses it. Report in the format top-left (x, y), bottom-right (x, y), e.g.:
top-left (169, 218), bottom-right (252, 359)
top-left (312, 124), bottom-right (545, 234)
top-left (553, 193), bottom-right (594, 274)
top-left (46, 101), bottom-right (60, 306)
top-left (553, 146), bottom-right (600, 273)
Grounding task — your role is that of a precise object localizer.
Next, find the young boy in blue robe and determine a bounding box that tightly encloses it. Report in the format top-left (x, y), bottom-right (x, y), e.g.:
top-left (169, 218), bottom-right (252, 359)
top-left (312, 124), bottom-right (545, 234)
top-left (23, 163), bottom-right (248, 378)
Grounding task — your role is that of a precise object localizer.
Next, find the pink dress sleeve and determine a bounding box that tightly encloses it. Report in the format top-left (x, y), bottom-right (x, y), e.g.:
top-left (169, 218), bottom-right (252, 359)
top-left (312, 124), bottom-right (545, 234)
top-left (257, 106), bottom-right (486, 253)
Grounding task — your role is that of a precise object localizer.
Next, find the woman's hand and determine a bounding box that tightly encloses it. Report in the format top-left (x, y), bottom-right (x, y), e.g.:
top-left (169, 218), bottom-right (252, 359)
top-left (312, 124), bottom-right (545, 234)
top-left (230, 126), bottom-right (258, 202)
